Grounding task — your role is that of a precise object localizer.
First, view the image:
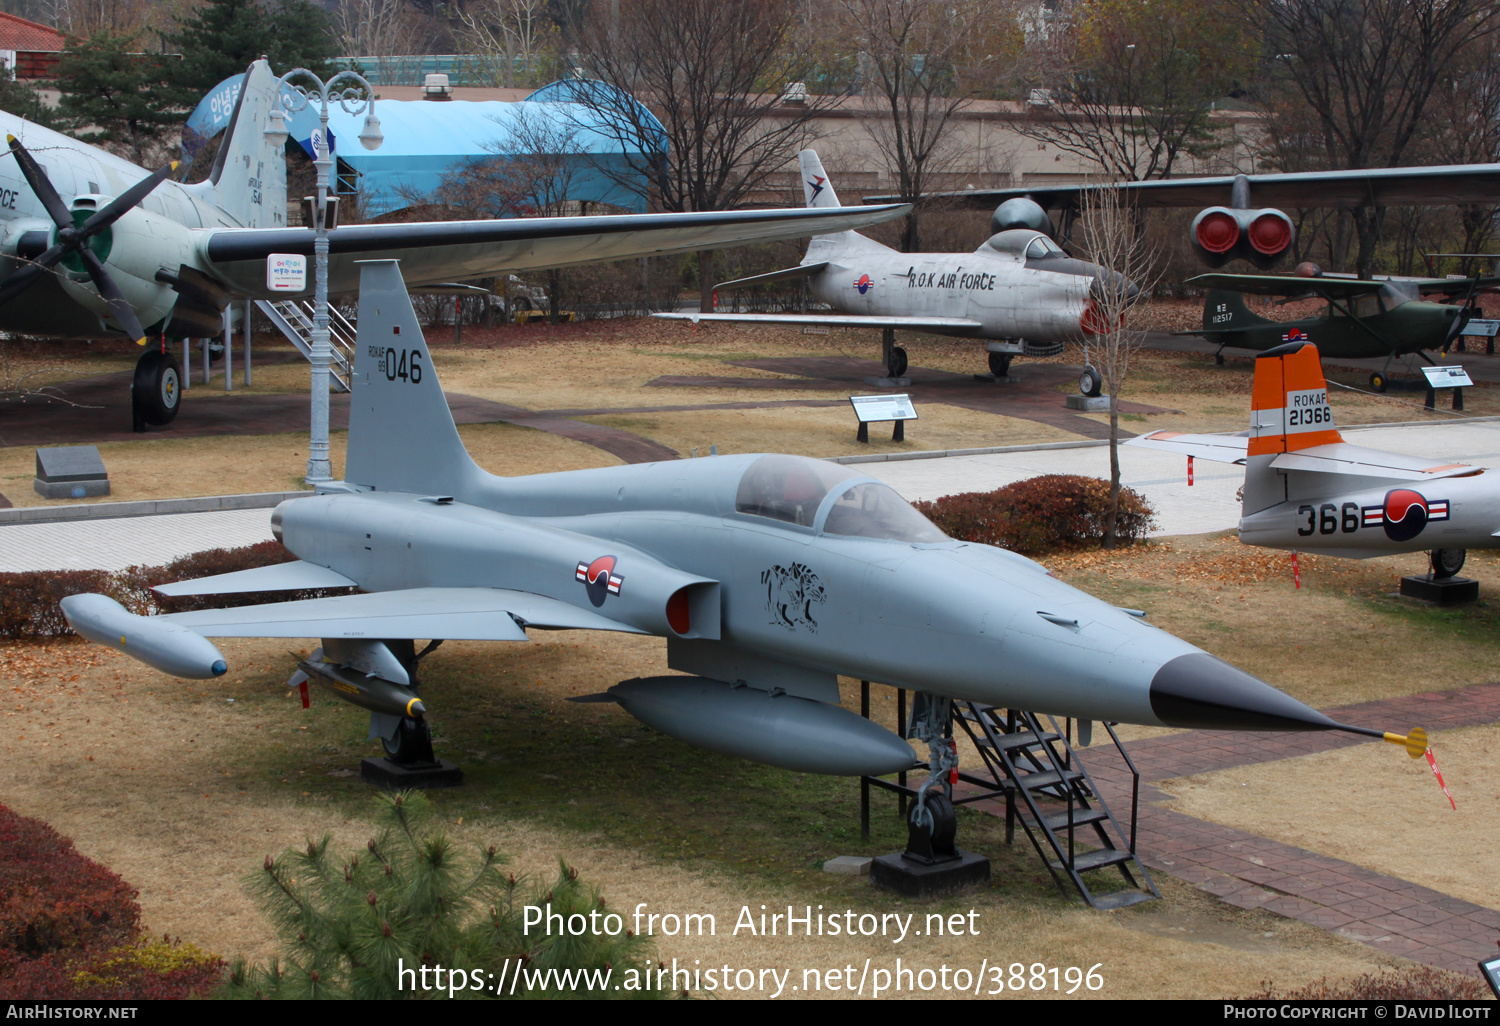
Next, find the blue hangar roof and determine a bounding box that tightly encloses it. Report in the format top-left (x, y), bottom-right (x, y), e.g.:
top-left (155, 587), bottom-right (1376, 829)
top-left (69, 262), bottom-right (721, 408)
top-left (183, 76), bottom-right (665, 218)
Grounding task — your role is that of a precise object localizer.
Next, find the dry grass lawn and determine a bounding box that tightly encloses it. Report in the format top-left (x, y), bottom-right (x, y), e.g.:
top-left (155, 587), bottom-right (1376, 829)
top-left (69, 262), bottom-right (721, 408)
top-left (1163, 722), bottom-right (1500, 912)
top-left (2, 630), bottom-right (1407, 1000)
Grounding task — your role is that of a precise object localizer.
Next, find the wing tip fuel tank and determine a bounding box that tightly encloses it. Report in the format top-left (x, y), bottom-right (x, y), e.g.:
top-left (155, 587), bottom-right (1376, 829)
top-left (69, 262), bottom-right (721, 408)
top-left (60, 593), bottom-right (228, 680)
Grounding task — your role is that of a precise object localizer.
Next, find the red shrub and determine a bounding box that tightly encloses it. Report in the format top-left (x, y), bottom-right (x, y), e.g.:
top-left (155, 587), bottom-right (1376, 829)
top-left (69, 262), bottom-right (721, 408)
top-left (0, 806), bottom-right (223, 1000)
top-left (0, 804), bottom-right (138, 958)
top-left (912, 475), bottom-right (1156, 555)
top-left (0, 540), bottom-right (352, 636)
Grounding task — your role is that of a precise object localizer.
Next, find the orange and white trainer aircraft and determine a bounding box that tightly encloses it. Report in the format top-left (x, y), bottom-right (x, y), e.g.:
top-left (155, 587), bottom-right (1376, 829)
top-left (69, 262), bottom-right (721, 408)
top-left (1127, 341), bottom-right (1496, 579)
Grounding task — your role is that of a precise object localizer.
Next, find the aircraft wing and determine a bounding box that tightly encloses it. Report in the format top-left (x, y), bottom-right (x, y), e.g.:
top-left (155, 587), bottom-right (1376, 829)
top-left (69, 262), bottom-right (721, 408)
top-left (159, 586), bottom-right (643, 640)
top-left (1125, 430), bottom-right (1249, 463)
top-left (865, 164), bottom-right (1500, 211)
top-left (202, 205), bottom-right (908, 297)
top-left (1187, 273), bottom-right (1386, 299)
top-left (654, 312), bottom-right (983, 330)
top-left (1268, 444), bottom-right (1483, 481)
top-left (154, 559), bottom-right (357, 596)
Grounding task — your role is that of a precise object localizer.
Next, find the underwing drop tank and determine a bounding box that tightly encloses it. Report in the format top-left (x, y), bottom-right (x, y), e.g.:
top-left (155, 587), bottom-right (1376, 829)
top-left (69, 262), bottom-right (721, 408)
top-left (598, 675), bottom-right (919, 776)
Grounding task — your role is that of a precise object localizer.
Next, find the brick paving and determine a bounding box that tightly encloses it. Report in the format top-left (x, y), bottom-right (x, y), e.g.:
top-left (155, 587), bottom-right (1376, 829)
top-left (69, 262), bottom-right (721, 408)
top-left (1065, 682), bottom-right (1500, 975)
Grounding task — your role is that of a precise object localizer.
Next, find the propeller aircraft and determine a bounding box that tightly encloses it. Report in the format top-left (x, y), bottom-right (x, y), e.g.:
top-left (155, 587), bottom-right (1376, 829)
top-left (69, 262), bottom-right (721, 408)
top-left (656, 150), bottom-right (1136, 384)
top-left (58, 260), bottom-right (1435, 856)
top-left (1188, 270), bottom-right (1496, 391)
top-left (0, 62), bottom-right (908, 431)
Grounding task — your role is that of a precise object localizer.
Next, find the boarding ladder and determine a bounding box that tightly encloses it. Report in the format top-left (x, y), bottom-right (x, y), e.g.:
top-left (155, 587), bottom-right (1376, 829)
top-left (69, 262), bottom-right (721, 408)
top-left (256, 299), bottom-right (357, 392)
top-left (954, 705), bottom-right (1157, 909)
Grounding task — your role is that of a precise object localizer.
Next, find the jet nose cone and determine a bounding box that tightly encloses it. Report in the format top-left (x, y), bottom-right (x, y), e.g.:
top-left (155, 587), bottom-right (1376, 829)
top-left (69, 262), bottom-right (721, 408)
top-left (1090, 272), bottom-right (1141, 306)
top-left (1150, 652), bottom-right (1337, 732)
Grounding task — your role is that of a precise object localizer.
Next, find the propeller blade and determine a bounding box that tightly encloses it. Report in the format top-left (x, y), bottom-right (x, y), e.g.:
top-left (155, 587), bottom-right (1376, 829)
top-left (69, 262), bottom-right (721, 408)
top-left (1441, 276), bottom-right (1481, 353)
top-left (0, 238), bottom-right (74, 306)
top-left (80, 160), bottom-right (178, 236)
top-left (77, 247), bottom-right (146, 345)
top-left (7, 135), bottom-right (73, 230)
top-left (0, 261), bottom-right (50, 308)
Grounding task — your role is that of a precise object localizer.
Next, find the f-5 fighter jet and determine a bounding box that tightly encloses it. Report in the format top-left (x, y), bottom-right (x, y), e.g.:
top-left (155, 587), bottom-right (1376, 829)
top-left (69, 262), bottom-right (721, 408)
top-left (61, 263), bottom-right (1429, 837)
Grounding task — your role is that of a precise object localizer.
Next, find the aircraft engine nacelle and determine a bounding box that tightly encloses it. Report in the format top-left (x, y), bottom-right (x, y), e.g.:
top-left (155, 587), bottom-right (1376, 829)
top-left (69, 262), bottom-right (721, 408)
top-left (1191, 206), bottom-right (1296, 269)
top-left (991, 197), bottom-right (1056, 239)
top-left (54, 203), bottom-right (197, 334)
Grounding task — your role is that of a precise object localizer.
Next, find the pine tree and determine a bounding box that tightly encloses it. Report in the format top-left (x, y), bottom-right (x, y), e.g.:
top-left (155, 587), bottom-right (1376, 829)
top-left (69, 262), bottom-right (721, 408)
top-left (218, 790), bottom-right (664, 1000)
top-left (164, 0), bottom-right (338, 103)
top-left (55, 30), bottom-right (179, 164)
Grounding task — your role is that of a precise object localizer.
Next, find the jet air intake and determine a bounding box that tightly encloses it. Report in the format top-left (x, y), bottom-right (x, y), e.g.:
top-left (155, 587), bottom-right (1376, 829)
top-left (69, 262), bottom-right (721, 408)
top-left (1191, 207), bottom-right (1296, 269)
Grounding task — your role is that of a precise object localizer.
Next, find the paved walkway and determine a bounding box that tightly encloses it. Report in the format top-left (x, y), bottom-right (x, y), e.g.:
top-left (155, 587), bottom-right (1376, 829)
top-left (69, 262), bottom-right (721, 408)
top-left (0, 508), bottom-right (275, 572)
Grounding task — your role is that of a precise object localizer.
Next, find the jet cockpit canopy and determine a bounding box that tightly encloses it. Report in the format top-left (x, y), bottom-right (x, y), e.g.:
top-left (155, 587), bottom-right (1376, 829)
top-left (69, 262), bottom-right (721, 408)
top-left (733, 454), bottom-right (947, 542)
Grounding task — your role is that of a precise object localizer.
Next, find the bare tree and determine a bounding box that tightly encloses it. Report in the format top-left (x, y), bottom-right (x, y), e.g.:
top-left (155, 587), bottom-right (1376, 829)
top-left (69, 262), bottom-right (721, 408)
top-left (836, 0), bottom-right (1022, 252)
top-left (1242, 0), bottom-right (1500, 276)
top-left (567, 0), bottom-right (838, 311)
top-left (334, 0), bottom-right (426, 63)
top-left (1019, 0), bottom-right (1252, 184)
top-left (453, 0), bottom-right (557, 88)
top-left (1076, 186), bottom-right (1161, 549)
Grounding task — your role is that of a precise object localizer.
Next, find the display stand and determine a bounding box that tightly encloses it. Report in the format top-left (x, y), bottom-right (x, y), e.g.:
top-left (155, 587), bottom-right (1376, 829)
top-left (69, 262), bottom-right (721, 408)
top-left (851, 394), bottom-right (917, 443)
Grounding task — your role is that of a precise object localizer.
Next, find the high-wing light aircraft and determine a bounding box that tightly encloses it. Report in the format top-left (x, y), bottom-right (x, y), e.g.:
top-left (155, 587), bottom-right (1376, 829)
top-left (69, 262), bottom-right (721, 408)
top-left (1128, 340), bottom-right (1497, 578)
top-left (1186, 271), bottom-right (1493, 391)
top-left (655, 150), bottom-right (1134, 382)
top-left (0, 62), bottom-right (907, 430)
top-left (875, 164), bottom-right (1500, 271)
top-left (60, 261), bottom-right (1429, 852)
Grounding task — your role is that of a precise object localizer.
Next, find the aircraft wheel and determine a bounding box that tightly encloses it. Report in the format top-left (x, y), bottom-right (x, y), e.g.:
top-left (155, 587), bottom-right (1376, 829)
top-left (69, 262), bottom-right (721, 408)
top-left (1431, 548), bottom-right (1467, 580)
top-left (989, 351), bottom-right (1013, 378)
top-left (888, 346), bottom-right (908, 378)
top-left (1370, 371), bottom-right (1388, 393)
top-left (1078, 365), bottom-right (1102, 396)
top-left (131, 349), bottom-right (181, 429)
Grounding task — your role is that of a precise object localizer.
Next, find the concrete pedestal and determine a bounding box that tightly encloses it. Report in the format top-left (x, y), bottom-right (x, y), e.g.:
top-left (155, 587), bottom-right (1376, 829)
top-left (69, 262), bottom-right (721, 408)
top-left (1064, 395), bottom-right (1110, 411)
top-left (862, 376), bottom-right (912, 388)
top-left (1399, 574), bottom-right (1479, 606)
top-left (360, 757), bottom-right (464, 789)
top-left (870, 849), bottom-right (990, 898)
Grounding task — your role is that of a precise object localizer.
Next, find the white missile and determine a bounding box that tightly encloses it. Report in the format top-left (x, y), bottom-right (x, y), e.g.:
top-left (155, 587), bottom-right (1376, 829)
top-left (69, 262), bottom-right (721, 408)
top-left (60, 593), bottom-right (227, 679)
top-left (600, 676), bottom-right (919, 776)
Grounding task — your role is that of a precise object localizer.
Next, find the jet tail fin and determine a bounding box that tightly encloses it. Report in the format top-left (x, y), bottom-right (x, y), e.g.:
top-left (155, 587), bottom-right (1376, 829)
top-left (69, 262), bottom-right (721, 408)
top-left (1243, 340), bottom-right (1343, 513)
top-left (343, 261), bottom-right (482, 495)
top-left (799, 149), bottom-right (841, 208)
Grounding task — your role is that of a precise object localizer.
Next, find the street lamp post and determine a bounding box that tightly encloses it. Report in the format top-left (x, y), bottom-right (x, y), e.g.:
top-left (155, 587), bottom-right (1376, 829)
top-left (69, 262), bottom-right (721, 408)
top-left (264, 67), bottom-right (383, 485)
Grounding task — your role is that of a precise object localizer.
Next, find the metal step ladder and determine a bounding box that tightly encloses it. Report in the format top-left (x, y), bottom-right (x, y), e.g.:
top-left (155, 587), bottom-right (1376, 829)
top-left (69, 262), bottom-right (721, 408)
top-left (255, 299), bottom-right (357, 392)
top-left (954, 705), bottom-right (1158, 910)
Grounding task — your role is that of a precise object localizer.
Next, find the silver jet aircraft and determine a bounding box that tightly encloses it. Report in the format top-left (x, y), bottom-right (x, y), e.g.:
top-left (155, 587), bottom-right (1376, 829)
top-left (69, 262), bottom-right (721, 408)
top-left (657, 151), bottom-right (1130, 383)
top-left (61, 263), bottom-right (1423, 842)
top-left (1127, 340), bottom-right (1498, 578)
top-left (0, 62), bottom-right (906, 430)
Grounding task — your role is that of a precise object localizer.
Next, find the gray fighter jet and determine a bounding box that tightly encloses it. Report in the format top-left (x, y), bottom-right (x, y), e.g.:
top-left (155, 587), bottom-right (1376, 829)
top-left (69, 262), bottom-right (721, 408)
top-left (62, 262), bottom-right (1422, 824)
